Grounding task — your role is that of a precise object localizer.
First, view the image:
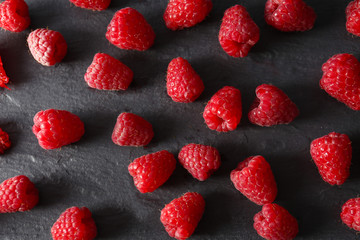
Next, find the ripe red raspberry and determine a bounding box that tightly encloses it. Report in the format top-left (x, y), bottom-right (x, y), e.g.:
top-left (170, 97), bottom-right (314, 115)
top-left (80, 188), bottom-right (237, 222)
top-left (346, 0), bottom-right (360, 36)
top-left (163, 0), bottom-right (213, 30)
top-left (178, 143), bottom-right (221, 181)
top-left (0, 128), bottom-right (11, 154)
top-left (320, 53), bottom-right (360, 110)
top-left (32, 109), bottom-right (85, 150)
top-left (230, 156), bottom-right (277, 205)
top-left (160, 192), bottom-right (205, 240)
top-left (341, 198), bottom-right (360, 232)
top-left (0, 56), bottom-right (10, 90)
top-left (51, 206), bottom-right (97, 240)
top-left (265, 0), bottom-right (316, 32)
top-left (166, 57), bottom-right (204, 103)
top-left (248, 84), bottom-right (299, 127)
top-left (84, 53), bottom-right (133, 90)
top-left (254, 203), bottom-right (298, 240)
top-left (203, 86), bottom-right (242, 132)
top-left (218, 5), bottom-right (260, 58)
top-left (0, 175), bottom-right (39, 213)
top-left (69, 0), bottom-right (111, 11)
top-left (310, 132), bottom-right (352, 185)
top-left (0, 0), bottom-right (30, 32)
top-left (128, 150), bottom-right (176, 193)
top-left (106, 7), bottom-right (155, 51)
top-left (112, 112), bottom-right (154, 147)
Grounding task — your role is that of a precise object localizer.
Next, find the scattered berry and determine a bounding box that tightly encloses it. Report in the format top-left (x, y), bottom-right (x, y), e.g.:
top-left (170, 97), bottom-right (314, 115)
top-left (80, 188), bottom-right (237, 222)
top-left (163, 0), bottom-right (212, 30)
top-left (203, 86), bottom-right (242, 132)
top-left (320, 53), bottom-right (360, 110)
top-left (341, 198), bottom-right (360, 232)
top-left (0, 128), bottom-right (11, 154)
top-left (230, 156), bottom-right (277, 205)
top-left (106, 7), bottom-right (155, 51)
top-left (32, 109), bottom-right (85, 150)
top-left (248, 84), bottom-right (299, 127)
top-left (69, 0), bottom-right (111, 11)
top-left (346, 0), bottom-right (360, 36)
top-left (84, 53), bottom-right (133, 90)
top-left (310, 132), bottom-right (352, 185)
top-left (219, 5), bottom-right (260, 58)
top-left (0, 0), bottom-right (30, 32)
top-left (128, 150), bottom-right (176, 193)
top-left (27, 28), bottom-right (67, 66)
top-left (0, 56), bottom-right (10, 90)
top-left (254, 203), bottom-right (298, 240)
top-left (112, 112), bottom-right (154, 147)
top-left (166, 57), bottom-right (204, 103)
top-left (51, 206), bottom-right (97, 240)
top-left (160, 192), bottom-right (205, 240)
top-left (0, 175), bottom-right (39, 213)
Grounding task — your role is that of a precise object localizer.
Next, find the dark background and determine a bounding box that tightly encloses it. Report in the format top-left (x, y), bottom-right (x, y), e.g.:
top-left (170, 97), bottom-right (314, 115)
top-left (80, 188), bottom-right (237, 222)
top-left (0, 0), bottom-right (359, 239)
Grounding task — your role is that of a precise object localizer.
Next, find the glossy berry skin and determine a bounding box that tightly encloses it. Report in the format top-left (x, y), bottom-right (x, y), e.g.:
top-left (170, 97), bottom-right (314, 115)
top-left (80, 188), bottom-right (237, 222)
top-left (178, 143), bottom-right (221, 181)
top-left (160, 192), bottom-right (205, 240)
top-left (69, 0), bottom-right (111, 11)
top-left (166, 57), bottom-right (204, 103)
top-left (341, 198), bottom-right (360, 232)
top-left (230, 156), bottom-right (277, 205)
top-left (0, 175), bottom-right (39, 213)
top-left (163, 0), bottom-right (212, 30)
top-left (51, 206), bottom-right (97, 240)
top-left (0, 56), bottom-right (10, 89)
top-left (254, 203), bottom-right (298, 240)
top-left (112, 112), bottom-right (154, 147)
top-left (0, 128), bottom-right (11, 154)
top-left (310, 132), bottom-right (352, 185)
top-left (203, 86), bottom-right (242, 132)
top-left (85, 53), bottom-right (133, 90)
top-left (346, 0), bottom-right (360, 36)
top-left (128, 150), bottom-right (176, 193)
top-left (219, 5), bottom-right (259, 58)
top-left (27, 29), bottom-right (67, 66)
top-left (248, 84), bottom-right (299, 127)
top-left (0, 0), bottom-right (30, 32)
top-left (32, 109), bottom-right (85, 150)
top-left (265, 0), bottom-right (316, 32)
top-left (320, 53), bottom-right (360, 110)
top-left (106, 7), bottom-right (155, 51)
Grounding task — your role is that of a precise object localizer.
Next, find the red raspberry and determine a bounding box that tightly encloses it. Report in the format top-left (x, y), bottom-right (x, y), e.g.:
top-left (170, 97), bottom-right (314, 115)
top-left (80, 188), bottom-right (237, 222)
top-left (310, 132), bottom-right (352, 185)
top-left (160, 192), bottom-right (205, 240)
top-left (218, 5), bottom-right (260, 58)
top-left (166, 57), bottom-right (204, 103)
top-left (203, 86), bottom-right (242, 132)
top-left (128, 150), bottom-right (176, 193)
top-left (69, 0), bottom-right (111, 11)
top-left (0, 128), bottom-right (11, 154)
top-left (254, 203), bottom-right (298, 240)
top-left (248, 84), bottom-right (299, 127)
top-left (265, 0), bottom-right (316, 32)
top-left (230, 156), bottom-right (277, 205)
top-left (178, 143), bottom-right (221, 181)
top-left (112, 112), bottom-right (154, 147)
top-left (0, 175), bottom-right (39, 213)
top-left (346, 0), bottom-right (360, 36)
top-left (84, 53), bottom-right (133, 90)
top-left (0, 0), bottom-right (30, 32)
top-left (341, 198), bottom-right (360, 232)
top-left (51, 206), bottom-right (97, 240)
top-left (320, 53), bottom-right (360, 110)
top-left (0, 56), bottom-right (10, 90)
top-left (106, 7), bottom-right (155, 51)
top-left (163, 0), bottom-right (213, 30)
top-left (32, 109), bottom-right (85, 150)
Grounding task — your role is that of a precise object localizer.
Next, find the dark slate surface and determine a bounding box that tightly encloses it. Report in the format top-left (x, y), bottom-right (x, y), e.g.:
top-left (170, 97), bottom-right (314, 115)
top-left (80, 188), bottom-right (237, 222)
top-left (0, 0), bottom-right (359, 239)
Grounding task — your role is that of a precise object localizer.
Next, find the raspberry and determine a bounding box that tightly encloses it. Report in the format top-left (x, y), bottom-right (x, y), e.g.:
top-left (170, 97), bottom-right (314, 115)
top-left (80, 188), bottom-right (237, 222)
top-left (341, 198), bottom-right (360, 232)
top-left (163, 0), bottom-right (213, 30)
top-left (320, 53), bottom-right (360, 110)
top-left (32, 109), bottom-right (85, 150)
top-left (112, 112), bottom-right (154, 147)
top-left (0, 0), bottom-right (30, 32)
top-left (160, 192), bottom-right (205, 240)
top-left (166, 57), bottom-right (204, 103)
top-left (346, 0), bottom-right (360, 36)
top-left (69, 0), bottom-right (111, 11)
top-left (203, 86), bottom-right (242, 132)
top-left (51, 206), bottom-right (97, 240)
top-left (128, 150), bottom-right (176, 193)
top-left (106, 7), bottom-right (155, 51)
top-left (218, 5), bottom-right (260, 58)
top-left (248, 84), bottom-right (299, 127)
top-left (230, 156), bottom-right (277, 205)
top-left (254, 203), bottom-right (298, 240)
top-left (0, 56), bottom-right (10, 90)
top-left (0, 128), bottom-right (11, 154)
top-left (310, 132), bottom-right (352, 185)
top-left (0, 175), bottom-right (39, 213)
top-left (84, 53), bottom-right (133, 90)
top-left (27, 29), bottom-right (67, 66)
